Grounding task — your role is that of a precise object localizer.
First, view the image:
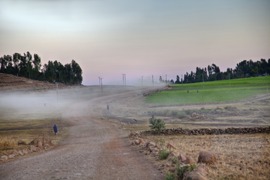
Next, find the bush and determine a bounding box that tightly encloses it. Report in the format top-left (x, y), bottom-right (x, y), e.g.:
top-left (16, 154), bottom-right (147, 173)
top-left (149, 115), bottom-right (165, 132)
top-left (165, 172), bottom-right (175, 180)
top-left (159, 149), bottom-right (170, 160)
top-left (176, 164), bottom-right (196, 180)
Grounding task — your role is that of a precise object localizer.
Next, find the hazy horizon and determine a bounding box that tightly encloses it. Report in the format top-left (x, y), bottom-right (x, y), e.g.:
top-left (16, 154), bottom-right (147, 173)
top-left (1, 0), bottom-right (269, 85)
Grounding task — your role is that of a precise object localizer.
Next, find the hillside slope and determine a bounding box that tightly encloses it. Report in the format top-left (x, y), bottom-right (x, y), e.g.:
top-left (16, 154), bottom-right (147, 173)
top-left (0, 73), bottom-right (66, 91)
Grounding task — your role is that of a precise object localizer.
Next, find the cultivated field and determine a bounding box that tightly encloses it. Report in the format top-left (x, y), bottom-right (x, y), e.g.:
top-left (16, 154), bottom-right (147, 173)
top-left (146, 76), bottom-right (270, 105)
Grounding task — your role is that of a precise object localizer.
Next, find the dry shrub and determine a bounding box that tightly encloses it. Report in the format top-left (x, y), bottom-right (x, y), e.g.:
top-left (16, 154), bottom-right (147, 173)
top-left (0, 136), bottom-right (17, 150)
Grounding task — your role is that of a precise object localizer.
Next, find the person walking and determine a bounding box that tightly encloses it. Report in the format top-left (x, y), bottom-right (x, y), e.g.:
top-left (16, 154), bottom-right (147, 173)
top-left (53, 124), bottom-right (58, 135)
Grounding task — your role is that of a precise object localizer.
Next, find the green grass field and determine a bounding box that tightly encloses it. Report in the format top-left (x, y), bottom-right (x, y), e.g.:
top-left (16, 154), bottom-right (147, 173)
top-left (146, 76), bottom-right (270, 105)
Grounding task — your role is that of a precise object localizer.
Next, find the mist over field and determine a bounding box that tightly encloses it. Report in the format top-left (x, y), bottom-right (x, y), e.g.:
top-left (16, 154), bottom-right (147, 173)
top-left (0, 85), bottom-right (159, 121)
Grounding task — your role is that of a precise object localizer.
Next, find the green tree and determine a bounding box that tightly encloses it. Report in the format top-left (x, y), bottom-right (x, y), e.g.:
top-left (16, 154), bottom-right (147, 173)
top-left (175, 75), bottom-right (180, 84)
top-left (71, 60), bottom-right (83, 84)
top-left (12, 53), bottom-right (21, 75)
top-left (0, 56), bottom-right (7, 72)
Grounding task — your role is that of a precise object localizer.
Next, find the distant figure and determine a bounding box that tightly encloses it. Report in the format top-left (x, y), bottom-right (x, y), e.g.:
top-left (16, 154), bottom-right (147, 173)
top-left (53, 124), bottom-right (58, 135)
top-left (107, 104), bottom-right (109, 111)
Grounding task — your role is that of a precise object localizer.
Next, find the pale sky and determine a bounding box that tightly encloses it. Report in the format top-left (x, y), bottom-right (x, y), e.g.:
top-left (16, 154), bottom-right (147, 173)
top-left (0, 0), bottom-right (269, 85)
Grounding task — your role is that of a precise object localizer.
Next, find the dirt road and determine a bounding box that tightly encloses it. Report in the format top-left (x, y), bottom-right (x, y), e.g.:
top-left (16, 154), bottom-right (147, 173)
top-left (0, 117), bottom-right (162, 180)
top-left (0, 87), bottom-right (163, 180)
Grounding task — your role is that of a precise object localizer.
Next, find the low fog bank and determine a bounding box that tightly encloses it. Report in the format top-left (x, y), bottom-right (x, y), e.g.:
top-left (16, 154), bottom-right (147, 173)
top-left (0, 85), bottom-right (160, 121)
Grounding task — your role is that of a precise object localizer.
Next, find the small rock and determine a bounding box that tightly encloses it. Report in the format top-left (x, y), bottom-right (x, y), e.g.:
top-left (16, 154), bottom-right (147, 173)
top-left (183, 171), bottom-right (207, 180)
top-left (37, 140), bottom-right (43, 148)
top-left (18, 140), bottom-right (27, 145)
top-left (129, 131), bottom-right (140, 138)
top-left (18, 150), bottom-right (24, 156)
top-left (149, 146), bottom-right (157, 152)
top-left (12, 150), bottom-right (19, 156)
top-left (134, 139), bottom-right (141, 145)
top-left (8, 154), bottom-right (16, 159)
top-left (149, 141), bottom-right (156, 147)
top-left (198, 151), bottom-right (217, 164)
top-left (22, 149), bottom-right (28, 155)
top-left (195, 165), bottom-right (207, 176)
top-left (30, 145), bottom-right (37, 152)
top-left (165, 163), bottom-right (171, 168)
top-left (29, 138), bottom-right (39, 146)
top-left (1, 155), bottom-right (8, 161)
top-left (184, 156), bottom-right (195, 164)
top-left (183, 165), bottom-right (207, 180)
top-left (178, 154), bottom-right (187, 162)
top-left (144, 151), bottom-right (150, 155)
top-left (179, 154), bottom-right (195, 164)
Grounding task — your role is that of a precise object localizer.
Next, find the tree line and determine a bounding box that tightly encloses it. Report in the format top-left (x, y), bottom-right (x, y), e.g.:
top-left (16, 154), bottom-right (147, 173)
top-left (167, 59), bottom-right (270, 84)
top-left (0, 52), bottom-right (82, 85)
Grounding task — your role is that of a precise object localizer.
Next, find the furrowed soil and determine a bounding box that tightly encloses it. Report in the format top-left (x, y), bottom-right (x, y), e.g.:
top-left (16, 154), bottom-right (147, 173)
top-left (0, 73), bottom-right (269, 179)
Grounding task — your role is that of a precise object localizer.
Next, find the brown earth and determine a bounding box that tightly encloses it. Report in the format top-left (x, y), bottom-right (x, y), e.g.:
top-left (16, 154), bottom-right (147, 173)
top-left (0, 73), bottom-right (68, 91)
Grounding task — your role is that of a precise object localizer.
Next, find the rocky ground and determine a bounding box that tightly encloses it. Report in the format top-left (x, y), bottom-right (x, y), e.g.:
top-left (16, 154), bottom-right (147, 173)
top-left (130, 132), bottom-right (270, 180)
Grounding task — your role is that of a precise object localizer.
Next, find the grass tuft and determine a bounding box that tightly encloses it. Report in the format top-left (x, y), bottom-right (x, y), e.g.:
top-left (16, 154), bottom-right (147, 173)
top-left (159, 149), bottom-right (170, 160)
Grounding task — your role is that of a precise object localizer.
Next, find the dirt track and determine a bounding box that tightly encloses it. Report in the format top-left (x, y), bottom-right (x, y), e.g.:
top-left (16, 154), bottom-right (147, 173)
top-left (0, 87), bottom-right (163, 180)
top-left (0, 117), bottom-right (162, 180)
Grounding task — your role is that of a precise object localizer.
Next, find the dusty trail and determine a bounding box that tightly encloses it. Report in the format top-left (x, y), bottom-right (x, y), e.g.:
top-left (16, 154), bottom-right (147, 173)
top-left (0, 117), bottom-right (162, 180)
top-left (0, 87), bottom-right (163, 180)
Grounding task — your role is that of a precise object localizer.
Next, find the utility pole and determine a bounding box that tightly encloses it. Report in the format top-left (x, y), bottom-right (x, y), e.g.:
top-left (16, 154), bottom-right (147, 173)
top-left (165, 74), bottom-right (167, 84)
top-left (181, 75), bottom-right (183, 84)
top-left (122, 74), bottom-right (126, 87)
top-left (141, 76), bottom-right (144, 87)
top-left (98, 77), bottom-right (103, 92)
top-left (152, 75), bottom-right (154, 86)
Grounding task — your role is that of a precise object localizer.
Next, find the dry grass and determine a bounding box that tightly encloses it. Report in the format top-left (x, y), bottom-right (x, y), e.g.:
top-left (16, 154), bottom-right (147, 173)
top-left (0, 119), bottom-right (70, 156)
top-left (145, 133), bottom-right (270, 180)
top-left (0, 137), bottom-right (17, 151)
